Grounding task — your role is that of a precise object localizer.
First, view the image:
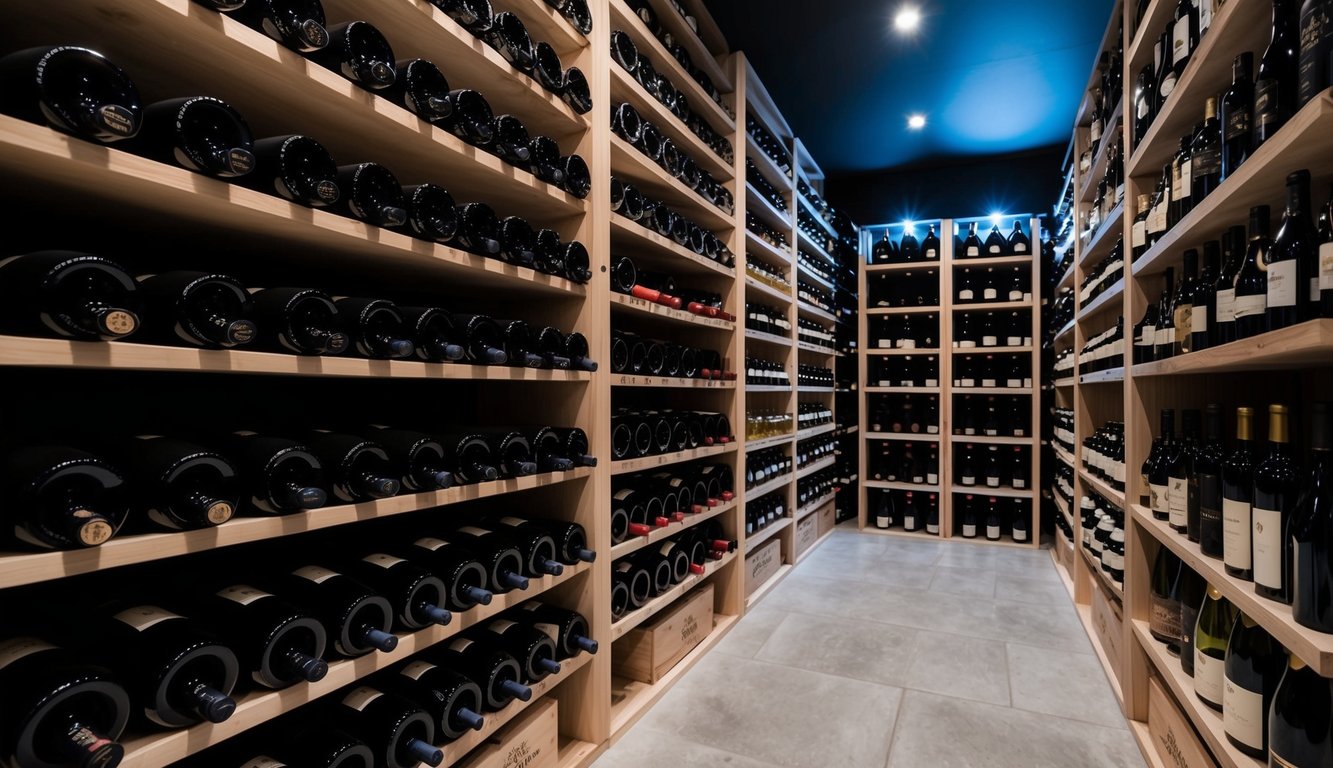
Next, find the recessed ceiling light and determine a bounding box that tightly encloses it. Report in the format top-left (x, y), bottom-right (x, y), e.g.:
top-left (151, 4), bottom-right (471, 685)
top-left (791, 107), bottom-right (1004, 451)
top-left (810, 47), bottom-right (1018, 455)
top-left (907, 114), bottom-right (927, 130)
top-left (894, 5), bottom-right (921, 32)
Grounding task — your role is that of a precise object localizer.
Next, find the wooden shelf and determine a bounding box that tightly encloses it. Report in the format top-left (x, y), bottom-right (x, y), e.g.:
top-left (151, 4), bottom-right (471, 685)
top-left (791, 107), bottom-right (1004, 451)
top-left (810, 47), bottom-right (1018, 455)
top-left (796, 492), bottom-right (837, 521)
top-left (745, 229), bottom-right (795, 267)
top-left (1053, 444), bottom-right (1077, 469)
top-left (1131, 620), bottom-right (1265, 768)
top-left (1080, 545), bottom-right (1124, 603)
top-left (797, 261), bottom-right (837, 293)
top-left (798, 193), bottom-right (839, 239)
top-left (119, 562), bottom-right (592, 768)
top-left (610, 442), bottom-right (738, 476)
top-left (610, 499), bottom-right (738, 560)
top-left (1079, 467), bottom-right (1126, 508)
top-left (949, 434), bottom-right (1034, 445)
top-left (490, 0), bottom-right (588, 56)
top-left (950, 385), bottom-right (1033, 395)
top-left (1054, 317), bottom-right (1077, 346)
top-left (610, 215), bottom-right (735, 278)
top-left (1078, 279), bottom-right (1124, 321)
top-left (796, 301), bottom-right (838, 323)
top-left (950, 254), bottom-right (1038, 267)
top-left (611, 65), bottom-right (732, 180)
top-left (1126, 0), bottom-right (1175, 81)
top-left (865, 432), bottom-right (943, 442)
top-left (1132, 504), bottom-right (1333, 675)
top-left (609, 613), bottom-right (740, 737)
top-left (864, 386), bottom-right (943, 394)
top-left (746, 134), bottom-right (792, 190)
top-left (1078, 97), bottom-right (1123, 203)
top-left (746, 384), bottom-right (793, 393)
top-left (1075, 602), bottom-right (1125, 707)
top-left (867, 306), bottom-right (942, 315)
top-left (951, 346), bottom-right (1033, 355)
top-left (1132, 320), bottom-right (1333, 377)
top-left (859, 526), bottom-right (942, 541)
top-left (1057, 261), bottom-right (1077, 292)
top-left (949, 485), bottom-right (1034, 499)
top-left (868, 347), bottom-right (944, 356)
top-left (1053, 491), bottom-right (1073, 528)
top-left (796, 231), bottom-right (837, 267)
top-left (746, 517), bottom-right (792, 551)
top-left (744, 276), bottom-right (795, 304)
top-left (610, 550), bottom-right (737, 639)
top-left (745, 433), bottom-right (795, 452)
top-left (953, 300), bottom-right (1032, 312)
top-left (1133, 94), bottom-right (1333, 279)
top-left (798, 386), bottom-right (836, 394)
top-left (746, 183), bottom-right (791, 230)
top-left (1054, 376), bottom-right (1076, 388)
top-left (0, 336), bottom-right (596, 382)
top-left (1129, 721), bottom-right (1170, 768)
top-left (1080, 367), bottom-right (1126, 384)
top-left (744, 563), bottom-right (794, 610)
top-left (610, 374), bottom-right (736, 389)
top-left (645, 0), bottom-right (733, 92)
top-left (745, 329), bottom-right (795, 348)
top-left (864, 480), bottom-right (942, 492)
top-left (796, 423), bottom-right (837, 440)
top-left (795, 456), bottom-right (837, 480)
top-left (0, 468), bottom-right (592, 590)
top-left (797, 341), bottom-right (837, 355)
top-left (1078, 200), bottom-right (1124, 266)
top-left (610, 136), bottom-right (734, 232)
top-left (558, 738), bottom-right (603, 768)
top-left (748, 473), bottom-right (794, 501)
top-left (865, 261), bottom-right (945, 273)
top-left (609, 292), bottom-right (736, 331)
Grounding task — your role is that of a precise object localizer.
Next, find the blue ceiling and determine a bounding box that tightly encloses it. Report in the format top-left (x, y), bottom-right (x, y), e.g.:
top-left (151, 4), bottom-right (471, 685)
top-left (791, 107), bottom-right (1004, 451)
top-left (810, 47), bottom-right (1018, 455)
top-left (703, 0), bottom-right (1117, 174)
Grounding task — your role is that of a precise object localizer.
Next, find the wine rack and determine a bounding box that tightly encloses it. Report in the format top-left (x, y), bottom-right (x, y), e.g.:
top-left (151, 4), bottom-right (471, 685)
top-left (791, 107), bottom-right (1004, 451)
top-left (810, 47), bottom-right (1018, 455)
top-left (1050, 1), bottom-right (1333, 767)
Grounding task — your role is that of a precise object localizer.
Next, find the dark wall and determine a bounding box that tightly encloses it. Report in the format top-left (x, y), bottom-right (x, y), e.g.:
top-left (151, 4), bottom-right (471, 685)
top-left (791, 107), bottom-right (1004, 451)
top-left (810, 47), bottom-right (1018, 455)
top-left (826, 143), bottom-right (1067, 227)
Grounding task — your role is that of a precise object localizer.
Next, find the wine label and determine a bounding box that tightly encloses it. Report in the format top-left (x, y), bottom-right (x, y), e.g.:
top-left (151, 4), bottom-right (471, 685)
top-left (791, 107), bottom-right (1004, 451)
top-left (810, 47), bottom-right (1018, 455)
top-left (1234, 291), bottom-right (1266, 319)
top-left (449, 638), bottom-right (474, 653)
top-left (240, 759), bottom-right (286, 768)
top-left (414, 536), bottom-right (448, 551)
top-left (1006, 336), bottom-right (1023, 347)
top-left (1132, 220), bottom-right (1147, 249)
top-left (1191, 305), bottom-right (1209, 334)
top-left (927, 472), bottom-right (939, 484)
top-left (362, 553), bottom-right (406, 570)
top-left (0, 637), bottom-right (55, 670)
top-left (963, 524), bottom-right (977, 537)
top-left (1194, 650), bottom-right (1224, 706)
top-left (1168, 476), bottom-right (1188, 528)
top-left (1172, 16), bottom-right (1191, 64)
top-left (1252, 505), bottom-right (1284, 590)
top-left (967, 246), bottom-right (979, 257)
top-left (1314, 277), bottom-right (1322, 303)
top-left (1149, 594), bottom-right (1181, 642)
top-left (217, 585), bottom-right (272, 606)
top-left (487, 619), bottom-right (518, 634)
top-left (959, 289), bottom-right (974, 300)
top-left (456, 526), bottom-right (491, 536)
top-left (1320, 243), bottom-right (1333, 291)
top-left (1150, 482), bottom-right (1169, 517)
top-left (114, 605), bottom-right (182, 632)
top-left (292, 565), bottom-right (338, 584)
top-left (982, 335), bottom-right (998, 346)
top-left (986, 525), bottom-right (1000, 538)
top-left (341, 686), bottom-right (382, 712)
top-left (401, 660), bottom-right (437, 681)
top-left (983, 288), bottom-right (998, 301)
top-left (1267, 259), bottom-right (1298, 308)
top-left (1223, 497), bottom-right (1253, 570)
top-left (986, 477), bottom-right (1000, 488)
top-left (961, 475), bottom-right (976, 485)
top-left (534, 622), bottom-right (561, 644)
top-left (1223, 678), bottom-right (1265, 749)
top-left (1014, 478), bottom-right (1026, 489)
top-left (1009, 289), bottom-right (1023, 301)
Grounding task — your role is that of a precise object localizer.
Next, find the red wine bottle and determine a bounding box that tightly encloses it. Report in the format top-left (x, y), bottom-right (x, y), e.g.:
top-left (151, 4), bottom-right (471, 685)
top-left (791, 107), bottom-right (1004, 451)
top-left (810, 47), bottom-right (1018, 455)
top-left (488, 516), bottom-right (565, 576)
top-left (491, 115), bottom-right (533, 166)
top-left (496, 217), bottom-right (537, 267)
top-left (191, 584), bottom-right (329, 689)
top-left (0, 251), bottom-right (141, 341)
top-left (0, 446), bottom-right (128, 549)
top-left (422, 638), bottom-right (531, 712)
top-left (381, 661), bottom-right (485, 742)
top-left (399, 185), bottom-right (459, 245)
top-left (223, 432), bottom-right (327, 514)
top-left (454, 203), bottom-right (502, 256)
top-left (1253, 404), bottom-right (1299, 604)
top-left (120, 436), bottom-right (239, 530)
top-left (301, 430), bottom-right (400, 502)
top-left (440, 432), bottom-right (500, 483)
top-left (0, 46), bottom-right (141, 143)
top-left (549, 427), bottom-right (597, 467)
top-left (477, 430), bottom-right (539, 477)
top-left (561, 67), bottom-right (592, 114)
top-left (243, 135), bottom-right (340, 207)
top-left (0, 637), bottom-right (130, 767)
top-left (528, 141), bottom-right (567, 189)
top-left (136, 271), bottom-right (258, 348)
top-left (313, 22), bottom-right (396, 89)
top-left (342, 552), bottom-right (451, 630)
top-left (132, 97), bottom-right (254, 178)
top-left (249, 287), bottom-right (349, 356)
top-left (397, 306), bottom-right (464, 363)
top-left (1294, 402), bottom-right (1333, 632)
top-left (439, 90), bottom-right (495, 146)
top-left (367, 428), bottom-right (454, 492)
top-left (385, 58), bottom-right (452, 123)
top-left (471, 621), bottom-right (560, 682)
top-left (450, 313), bottom-right (508, 364)
top-left (433, 528), bottom-right (529, 593)
top-left (535, 326), bottom-right (574, 371)
top-left (331, 687), bottom-right (442, 768)
top-left (484, 13), bottom-right (534, 71)
top-left (401, 537), bottom-right (494, 609)
top-left (232, 0), bottom-right (330, 52)
top-left (334, 163), bottom-right (406, 228)
top-left (610, 575), bottom-right (632, 619)
top-left (273, 565), bottom-right (398, 657)
top-left (511, 602), bottom-right (597, 658)
top-left (333, 298), bottom-right (414, 359)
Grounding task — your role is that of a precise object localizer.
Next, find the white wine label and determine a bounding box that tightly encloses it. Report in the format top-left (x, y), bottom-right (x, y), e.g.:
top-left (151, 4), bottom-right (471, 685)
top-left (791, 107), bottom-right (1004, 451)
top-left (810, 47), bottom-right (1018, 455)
top-left (401, 660), bottom-right (437, 681)
top-left (1314, 277), bottom-right (1322, 303)
top-left (1223, 678), bottom-right (1265, 750)
top-left (1233, 292), bottom-right (1266, 319)
top-left (1014, 479), bottom-right (1026, 489)
top-left (1006, 336), bottom-right (1023, 346)
top-left (982, 335), bottom-right (998, 346)
top-left (1267, 259), bottom-right (1298, 307)
top-left (341, 687), bottom-right (383, 712)
top-left (967, 246), bottom-right (980, 257)
top-left (1215, 289), bottom-right (1236, 323)
top-left (449, 638), bottom-right (474, 653)
top-left (0, 637), bottom-right (55, 670)
top-left (1150, 595), bottom-right (1181, 640)
top-left (1132, 221), bottom-right (1146, 248)
top-left (534, 622), bottom-right (561, 644)
top-left (1168, 477), bottom-right (1188, 528)
top-left (983, 288), bottom-right (998, 300)
top-left (962, 475), bottom-right (976, 485)
top-left (1320, 243), bottom-right (1333, 290)
top-left (1007, 379), bottom-right (1022, 388)
top-left (414, 537), bottom-right (448, 551)
top-left (1009, 290), bottom-right (1023, 301)
top-left (903, 514), bottom-right (916, 528)
top-left (1150, 483), bottom-right (1169, 517)
top-left (456, 526), bottom-right (490, 536)
top-left (986, 478), bottom-right (1000, 488)
top-left (927, 472), bottom-right (939, 484)
top-left (292, 565), bottom-right (338, 584)
top-left (963, 524), bottom-right (977, 536)
top-left (499, 516), bottom-right (528, 527)
top-left (1191, 306), bottom-right (1208, 334)
top-left (114, 606), bottom-right (182, 632)
top-left (217, 585), bottom-right (272, 606)
top-left (1252, 505), bottom-right (1284, 590)
top-left (959, 289), bottom-right (974, 300)
top-left (1223, 498), bottom-right (1253, 570)
top-left (240, 758), bottom-right (286, 768)
top-left (487, 619), bottom-right (518, 634)
top-left (362, 553), bottom-right (405, 569)
top-left (1194, 650), bottom-right (1224, 706)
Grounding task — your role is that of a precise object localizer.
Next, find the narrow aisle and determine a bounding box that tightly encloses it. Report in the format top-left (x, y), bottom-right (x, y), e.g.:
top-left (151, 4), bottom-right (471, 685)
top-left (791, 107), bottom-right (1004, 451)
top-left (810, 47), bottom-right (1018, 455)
top-left (595, 529), bottom-right (1144, 768)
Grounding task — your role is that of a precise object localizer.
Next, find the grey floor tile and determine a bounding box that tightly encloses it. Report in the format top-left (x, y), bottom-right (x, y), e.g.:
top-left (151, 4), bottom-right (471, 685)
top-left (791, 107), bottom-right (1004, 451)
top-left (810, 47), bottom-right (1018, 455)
top-left (903, 631), bottom-right (1011, 706)
top-left (994, 571), bottom-right (1073, 606)
top-left (1006, 643), bottom-right (1126, 728)
top-left (797, 552), bottom-right (938, 589)
top-left (761, 573), bottom-right (871, 620)
top-left (928, 565), bottom-right (997, 598)
top-left (887, 691), bottom-right (1146, 768)
top-left (713, 606), bottom-right (788, 659)
top-left (851, 583), bottom-right (997, 637)
top-left (643, 654), bottom-right (904, 768)
top-left (877, 538), bottom-right (947, 566)
top-left (934, 542), bottom-right (1002, 570)
top-left (980, 598), bottom-right (1092, 652)
top-left (593, 727), bottom-right (779, 768)
top-left (754, 612), bottom-right (919, 687)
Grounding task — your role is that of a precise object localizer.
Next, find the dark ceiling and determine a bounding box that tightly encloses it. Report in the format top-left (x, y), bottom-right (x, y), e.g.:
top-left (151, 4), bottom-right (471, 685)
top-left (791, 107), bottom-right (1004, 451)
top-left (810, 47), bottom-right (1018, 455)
top-left (703, 0), bottom-right (1116, 175)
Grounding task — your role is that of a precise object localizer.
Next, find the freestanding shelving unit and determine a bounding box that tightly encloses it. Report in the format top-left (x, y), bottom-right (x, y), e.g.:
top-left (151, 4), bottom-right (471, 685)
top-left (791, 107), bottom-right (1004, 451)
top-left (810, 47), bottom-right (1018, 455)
top-left (1049, 2), bottom-right (1333, 767)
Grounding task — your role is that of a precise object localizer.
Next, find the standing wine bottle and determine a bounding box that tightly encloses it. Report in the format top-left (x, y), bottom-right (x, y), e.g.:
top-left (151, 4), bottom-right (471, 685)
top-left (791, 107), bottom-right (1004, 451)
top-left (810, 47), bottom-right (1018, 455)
top-left (0, 46), bottom-right (142, 143)
top-left (1224, 613), bottom-right (1288, 758)
top-left (1197, 405), bottom-right (1227, 558)
top-left (920, 225), bottom-right (940, 260)
top-left (1221, 53), bottom-right (1254, 180)
top-left (1178, 567), bottom-right (1206, 675)
top-left (425, 637), bottom-right (532, 712)
top-left (382, 661), bottom-right (485, 743)
top-left (1254, 0), bottom-right (1301, 149)
top-left (119, 436), bottom-right (239, 530)
top-left (1253, 404), bottom-right (1300, 604)
top-left (899, 227), bottom-right (921, 261)
top-left (400, 185), bottom-right (460, 245)
top-left (192, 585), bottom-right (329, 689)
top-left (132, 97), bottom-right (254, 178)
top-left (1235, 206), bottom-right (1273, 339)
top-left (343, 553), bottom-right (451, 630)
top-left (1150, 409), bottom-right (1176, 521)
top-left (0, 251), bottom-right (141, 341)
top-left (1269, 654), bottom-right (1333, 767)
top-left (1150, 546), bottom-right (1184, 652)
top-left (1134, 302), bottom-right (1158, 365)
top-left (1194, 586), bottom-right (1237, 710)
top-left (335, 163), bottom-right (407, 228)
top-left (136, 271), bottom-right (258, 349)
top-left (333, 298), bottom-right (414, 359)
top-left (302, 430), bottom-right (400, 502)
top-left (1190, 99), bottom-right (1222, 202)
top-left (243, 135), bottom-right (340, 207)
top-left (1155, 268), bottom-right (1177, 361)
top-left (1176, 252), bottom-right (1200, 356)
top-left (1169, 0), bottom-right (1199, 92)
top-left (1008, 220), bottom-right (1030, 254)
top-left (1216, 225), bottom-right (1248, 344)
top-left (961, 222), bottom-right (983, 258)
top-left (1269, 170), bottom-right (1317, 329)
top-left (273, 565), bottom-right (398, 657)
top-left (223, 432), bottom-right (327, 515)
top-left (1224, 407), bottom-right (1259, 579)
top-left (385, 58), bottom-right (452, 123)
top-left (1169, 409), bottom-right (1199, 535)
top-left (1192, 241), bottom-right (1220, 351)
top-left (96, 606), bottom-right (239, 727)
top-left (232, 0), bottom-right (330, 53)
top-left (0, 446), bottom-right (129, 550)
top-left (249, 287), bottom-right (349, 356)
top-left (512, 602), bottom-right (598, 658)
top-left (0, 637), bottom-right (130, 768)
top-left (332, 687), bottom-right (442, 768)
top-left (1294, 402), bottom-right (1333, 631)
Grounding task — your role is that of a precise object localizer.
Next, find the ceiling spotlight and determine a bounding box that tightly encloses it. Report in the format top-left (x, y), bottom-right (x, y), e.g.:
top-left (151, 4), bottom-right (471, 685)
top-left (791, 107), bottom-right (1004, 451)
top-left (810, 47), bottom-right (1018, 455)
top-left (990, 212), bottom-right (1006, 225)
top-left (894, 5), bottom-right (921, 32)
top-left (907, 114), bottom-right (927, 130)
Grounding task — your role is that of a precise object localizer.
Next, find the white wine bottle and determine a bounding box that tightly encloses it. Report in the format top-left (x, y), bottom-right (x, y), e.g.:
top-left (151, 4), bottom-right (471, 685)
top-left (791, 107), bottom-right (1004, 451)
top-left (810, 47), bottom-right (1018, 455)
top-left (1193, 585), bottom-right (1236, 710)
top-left (1224, 613), bottom-right (1288, 758)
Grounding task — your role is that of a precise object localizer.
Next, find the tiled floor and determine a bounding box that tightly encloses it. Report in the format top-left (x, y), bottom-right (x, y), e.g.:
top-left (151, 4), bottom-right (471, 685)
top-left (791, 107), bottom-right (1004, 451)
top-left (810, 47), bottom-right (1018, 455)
top-left (593, 529), bottom-right (1146, 768)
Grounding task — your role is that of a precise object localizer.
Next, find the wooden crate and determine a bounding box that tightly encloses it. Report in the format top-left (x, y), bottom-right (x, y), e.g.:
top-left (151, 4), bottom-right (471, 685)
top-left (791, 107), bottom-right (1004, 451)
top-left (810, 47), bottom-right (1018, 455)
top-left (613, 584), bottom-right (714, 683)
top-left (455, 698), bottom-right (558, 768)
top-left (794, 513), bottom-right (818, 558)
top-left (1091, 580), bottom-right (1123, 686)
top-left (1147, 676), bottom-right (1218, 768)
top-left (817, 501), bottom-right (835, 537)
top-left (745, 538), bottom-right (783, 597)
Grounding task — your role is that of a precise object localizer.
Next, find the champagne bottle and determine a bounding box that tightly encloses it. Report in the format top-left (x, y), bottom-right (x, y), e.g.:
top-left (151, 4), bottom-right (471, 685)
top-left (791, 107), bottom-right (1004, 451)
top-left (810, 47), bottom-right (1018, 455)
top-left (244, 135), bottom-right (340, 207)
top-left (1150, 547), bottom-right (1183, 652)
top-left (1194, 585), bottom-right (1237, 710)
top-left (1268, 170), bottom-right (1316, 329)
top-left (1294, 402), bottom-right (1333, 631)
top-left (1254, 404), bottom-right (1299, 604)
top-left (137, 271), bottom-right (258, 349)
top-left (1268, 654), bottom-right (1333, 767)
top-left (962, 222), bottom-right (983, 258)
top-left (381, 662), bottom-right (485, 742)
top-left (193, 585), bottom-right (329, 689)
top-left (334, 163), bottom-right (407, 228)
top-left (0, 446), bottom-right (128, 549)
top-left (1008, 220), bottom-right (1030, 254)
top-left (274, 565), bottom-right (398, 657)
top-left (0, 46), bottom-right (141, 143)
top-left (0, 251), bottom-right (141, 341)
top-left (983, 224), bottom-right (1008, 256)
top-left (331, 687), bottom-right (442, 768)
top-left (400, 184), bottom-right (460, 245)
top-left (224, 432), bottom-right (327, 515)
top-left (249, 287), bottom-right (348, 356)
top-left (1224, 614), bottom-right (1288, 758)
top-left (133, 97), bottom-right (255, 178)
top-left (120, 436), bottom-right (239, 531)
top-left (921, 225), bottom-right (940, 260)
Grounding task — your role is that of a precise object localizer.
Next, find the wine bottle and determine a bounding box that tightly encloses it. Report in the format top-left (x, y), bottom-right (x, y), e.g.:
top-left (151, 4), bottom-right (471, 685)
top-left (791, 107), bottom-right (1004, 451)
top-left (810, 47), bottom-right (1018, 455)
top-left (0, 637), bottom-right (130, 768)
top-left (1190, 99), bottom-right (1222, 203)
top-left (532, 41), bottom-right (564, 93)
top-left (1150, 547), bottom-right (1183, 652)
top-left (1254, 0), bottom-right (1301, 149)
top-left (402, 537), bottom-right (493, 610)
top-left (440, 527), bottom-right (530, 593)
top-left (396, 306), bottom-right (464, 363)
top-left (1224, 613), bottom-right (1288, 758)
top-left (274, 565), bottom-right (398, 657)
top-left (342, 553), bottom-right (450, 630)
top-left (921, 225), bottom-right (940, 260)
top-left (961, 222), bottom-right (982, 258)
top-left (136, 271), bottom-right (258, 348)
top-left (98, 606), bottom-right (239, 727)
top-left (451, 313), bottom-right (508, 365)
top-left (302, 430), bottom-right (400, 502)
top-left (1168, 409), bottom-right (1199, 534)
top-left (484, 12), bottom-right (534, 72)
top-left (512, 602), bottom-right (597, 658)
top-left (1008, 220), bottom-right (1030, 254)
top-left (1268, 654), bottom-right (1333, 767)
top-left (0, 45), bottom-right (142, 143)
top-left (0, 446), bottom-right (129, 549)
top-left (960, 495), bottom-right (978, 538)
top-left (1269, 170), bottom-right (1316, 330)
top-left (1150, 409), bottom-right (1176, 521)
top-left (232, 0), bottom-right (330, 52)
top-left (440, 89), bottom-right (495, 146)
top-left (1221, 53), bottom-right (1254, 180)
top-left (1197, 404), bottom-right (1227, 558)
top-left (244, 135), bottom-right (340, 207)
top-left (332, 687), bottom-right (442, 768)
top-left (1294, 402), bottom-right (1333, 631)
top-left (488, 516), bottom-right (565, 576)
top-left (873, 490), bottom-right (893, 528)
top-left (312, 21), bottom-right (396, 89)
top-left (1216, 224), bottom-right (1247, 344)
top-left (1300, 0), bottom-right (1333, 106)
top-left (431, 0), bottom-right (494, 34)
top-left (1192, 241), bottom-right (1220, 351)
top-left (224, 432), bottom-right (327, 514)
top-left (424, 637), bottom-right (532, 712)
top-left (249, 287), bottom-right (349, 356)
top-left (0, 251), bottom-right (141, 342)
top-left (1178, 567), bottom-right (1206, 675)
top-left (1155, 268), bottom-right (1177, 361)
top-left (439, 432), bottom-right (500, 484)
top-left (400, 184), bottom-right (460, 245)
top-left (1224, 407), bottom-right (1259, 579)
top-left (381, 662), bottom-right (485, 742)
top-left (454, 202), bottom-right (502, 256)
top-left (193, 585), bottom-right (329, 689)
top-left (491, 116), bottom-right (533, 167)
top-left (476, 430), bottom-right (539, 477)
top-left (1254, 404), bottom-right (1299, 604)
top-left (561, 67), bottom-right (592, 114)
top-left (1236, 206), bottom-right (1273, 339)
top-left (473, 620), bottom-right (560, 681)
top-left (385, 58), bottom-right (452, 123)
top-left (983, 224), bottom-right (1008, 256)
top-left (367, 427), bottom-right (454, 492)
top-left (1133, 302), bottom-right (1158, 365)
top-left (548, 427), bottom-right (597, 468)
top-left (1319, 185), bottom-right (1333, 316)
top-left (119, 436), bottom-right (239, 530)
top-left (559, 153), bottom-right (592, 199)
top-left (527, 137), bottom-right (566, 186)
top-left (1175, 252), bottom-right (1199, 356)
top-left (132, 97), bottom-right (254, 178)
top-left (1194, 585), bottom-right (1237, 710)
top-left (335, 163), bottom-right (407, 228)
top-left (333, 298), bottom-right (415, 359)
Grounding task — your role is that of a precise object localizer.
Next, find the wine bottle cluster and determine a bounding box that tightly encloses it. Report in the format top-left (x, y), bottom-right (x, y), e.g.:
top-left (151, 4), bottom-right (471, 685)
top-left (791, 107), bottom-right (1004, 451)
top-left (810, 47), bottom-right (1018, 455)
top-left (955, 444), bottom-right (1031, 491)
top-left (1081, 491), bottom-right (1125, 585)
top-left (611, 178), bottom-right (735, 268)
top-left (745, 302), bottom-right (790, 337)
top-left (1078, 239), bottom-right (1126, 306)
top-left (869, 440), bottom-right (940, 487)
top-left (1052, 408), bottom-right (1075, 456)
top-left (746, 490), bottom-right (786, 537)
top-left (870, 268), bottom-right (940, 308)
top-left (611, 464), bottom-right (735, 543)
top-left (796, 250), bottom-right (836, 288)
top-left (952, 354), bottom-right (1031, 389)
top-left (745, 357), bottom-right (789, 387)
top-left (620, 0), bottom-right (733, 119)
top-left (796, 279), bottom-right (833, 315)
top-left (746, 160), bottom-right (788, 212)
top-left (609, 330), bottom-right (731, 380)
top-left (610, 410), bottom-right (734, 461)
top-left (954, 221), bottom-right (1031, 259)
top-left (610, 256), bottom-right (732, 321)
top-left (797, 318), bottom-right (837, 351)
top-left (746, 211), bottom-right (791, 252)
top-left (797, 467), bottom-right (838, 509)
top-left (746, 448), bottom-right (792, 489)
top-left (746, 257), bottom-right (791, 294)
top-left (610, 102), bottom-right (733, 214)
top-left (797, 214), bottom-right (838, 257)
top-left (611, 527), bottom-right (731, 620)
top-left (1053, 461), bottom-right (1076, 513)
top-left (954, 493), bottom-right (1030, 543)
top-left (870, 354), bottom-right (939, 389)
top-left (609, 30), bottom-right (735, 164)
top-left (746, 116), bottom-right (791, 176)
top-left (1079, 318), bottom-right (1126, 373)
top-left (953, 395), bottom-right (1030, 438)
top-left (870, 394), bottom-right (940, 435)
top-left (795, 436), bottom-right (837, 469)
top-left (1048, 291), bottom-right (1074, 335)
top-left (797, 403), bottom-right (834, 431)
top-left (1083, 421), bottom-right (1127, 493)
top-left (871, 488), bottom-right (941, 534)
top-left (869, 225), bottom-right (942, 264)
top-left (953, 309), bottom-right (1031, 348)
top-left (1084, 132), bottom-right (1125, 240)
top-left (956, 265), bottom-right (1031, 305)
top-left (796, 364), bottom-right (833, 388)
